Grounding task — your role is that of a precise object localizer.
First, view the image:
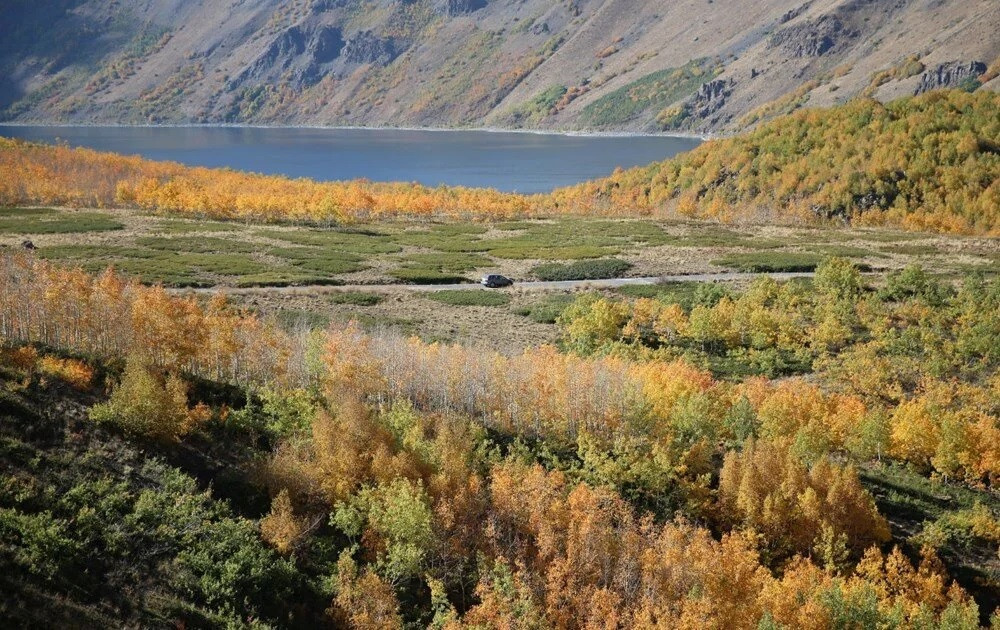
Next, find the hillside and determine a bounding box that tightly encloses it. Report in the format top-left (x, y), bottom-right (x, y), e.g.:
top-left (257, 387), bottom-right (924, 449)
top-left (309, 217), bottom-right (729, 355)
top-left (551, 90), bottom-right (1000, 234)
top-left (1, 0), bottom-right (998, 132)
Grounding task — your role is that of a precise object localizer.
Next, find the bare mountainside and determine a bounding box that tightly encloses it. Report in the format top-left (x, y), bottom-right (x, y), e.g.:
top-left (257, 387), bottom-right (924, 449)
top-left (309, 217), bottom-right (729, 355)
top-left (1, 0), bottom-right (998, 133)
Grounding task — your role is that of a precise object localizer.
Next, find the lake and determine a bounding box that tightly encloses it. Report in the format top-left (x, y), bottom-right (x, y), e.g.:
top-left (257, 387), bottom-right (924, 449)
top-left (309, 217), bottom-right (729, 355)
top-left (0, 125), bottom-right (701, 193)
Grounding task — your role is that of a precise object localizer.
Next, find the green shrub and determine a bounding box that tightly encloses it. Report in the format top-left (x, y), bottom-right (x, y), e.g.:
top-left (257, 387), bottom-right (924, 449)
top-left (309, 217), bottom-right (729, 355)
top-left (877, 264), bottom-right (951, 304)
top-left (531, 258), bottom-right (632, 281)
top-left (426, 289), bottom-right (511, 307)
top-left (580, 60), bottom-right (713, 128)
top-left (389, 267), bottom-right (470, 284)
top-left (710, 252), bottom-right (824, 272)
top-left (136, 236), bottom-right (258, 253)
top-left (391, 232), bottom-right (493, 252)
top-left (400, 252), bottom-right (491, 271)
top-left (489, 244), bottom-right (616, 260)
top-left (0, 209), bottom-right (124, 234)
top-left (514, 294), bottom-right (575, 323)
top-left (328, 291), bottom-right (384, 306)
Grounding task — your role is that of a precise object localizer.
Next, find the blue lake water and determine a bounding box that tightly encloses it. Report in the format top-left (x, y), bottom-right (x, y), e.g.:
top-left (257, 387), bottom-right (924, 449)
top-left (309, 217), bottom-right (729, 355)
top-left (0, 125), bottom-right (701, 193)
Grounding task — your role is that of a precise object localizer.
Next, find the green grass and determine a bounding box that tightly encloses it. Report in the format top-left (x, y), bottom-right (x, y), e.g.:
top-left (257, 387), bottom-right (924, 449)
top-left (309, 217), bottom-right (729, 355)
top-left (327, 291), bottom-right (384, 306)
top-left (426, 289), bottom-right (512, 307)
top-left (389, 267), bottom-right (471, 284)
top-left (0, 209), bottom-right (124, 234)
top-left (882, 244), bottom-right (941, 256)
top-left (258, 229), bottom-right (401, 253)
top-left (711, 252), bottom-right (824, 272)
top-left (425, 223), bottom-right (490, 236)
top-left (813, 245), bottom-right (880, 258)
top-left (136, 236), bottom-right (259, 253)
top-left (531, 258), bottom-right (632, 281)
top-left (399, 252), bottom-right (491, 272)
top-left (514, 294), bottom-right (576, 323)
top-left (37, 245), bottom-right (163, 260)
top-left (580, 60), bottom-right (715, 128)
top-left (273, 308), bottom-right (333, 330)
top-left (489, 245), bottom-right (616, 260)
top-left (391, 232), bottom-right (494, 253)
top-left (154, 219), bottom-right (243, 233)
top-left (231, 271), bottom-right (337, 288)
top-left (854, 230), bottom-right (926, 243)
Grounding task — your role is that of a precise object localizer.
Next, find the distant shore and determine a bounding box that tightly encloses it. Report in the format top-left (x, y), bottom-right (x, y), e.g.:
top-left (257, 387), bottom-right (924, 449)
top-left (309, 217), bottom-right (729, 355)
top-left (0, 121), bottom-right (713, 141)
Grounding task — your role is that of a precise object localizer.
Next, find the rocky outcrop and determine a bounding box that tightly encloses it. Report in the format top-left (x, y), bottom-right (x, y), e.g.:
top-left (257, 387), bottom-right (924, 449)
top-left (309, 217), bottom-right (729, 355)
top-left (915, 61), bottom-right (986, 94)
top-left (229, 25), bottom-right (345, 90)
top-left (436, 0), bottom-right (487, 16)
top-left (342, 31), bottom-right (399, 66)
top-left (768, 16), bottom-right (856, 57)
top-left (687, 78), bottom-right (734, 118)
top-left (310, 26), bottom-right (345, 64)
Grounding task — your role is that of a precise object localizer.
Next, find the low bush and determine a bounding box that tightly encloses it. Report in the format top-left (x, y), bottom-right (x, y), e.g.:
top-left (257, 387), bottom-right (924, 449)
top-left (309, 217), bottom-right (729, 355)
top-left (327, 291), bottom-right (384, 306)
top-left (617, 281), bottom-right (730, 311)
top-left (400, 252), bottom-right (491, 271)
top-left (426, 289), bottom-right (511, 307)
top-left (0, 209), bottom-right (124, 234)
top-left (710, 252), bottom-right (823, 272)
top-left (389, 267), bottom-right (470, 285)
top-left (514, 294), bottom-right (575, 323)
top-left (488, 244), bottom-right (615, 260)
top-left (531, 258), bottom-right (632, 281)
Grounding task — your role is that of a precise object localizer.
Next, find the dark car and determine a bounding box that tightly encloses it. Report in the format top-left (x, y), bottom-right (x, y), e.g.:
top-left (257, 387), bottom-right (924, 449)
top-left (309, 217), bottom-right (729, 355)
top-left (481, 274), bottom-right (513, 288)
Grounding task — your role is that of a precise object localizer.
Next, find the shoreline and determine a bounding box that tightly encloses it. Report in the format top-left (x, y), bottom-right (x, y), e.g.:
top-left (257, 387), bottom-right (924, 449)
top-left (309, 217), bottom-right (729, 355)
top-left (0, 120), bottom-right (712, 141)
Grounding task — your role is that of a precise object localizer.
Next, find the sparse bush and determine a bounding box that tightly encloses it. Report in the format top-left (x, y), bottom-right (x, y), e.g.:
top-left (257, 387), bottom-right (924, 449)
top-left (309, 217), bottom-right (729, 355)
top-left (426, 289), bottom-right (511, 307)
top-left (514, 294), bottom-right (575, 323)
top-left (328, 291), bottom-right (384, 306)
top-left (531, 258), bottom-right (632, 281)
top-left (711, 252), bottom-right (823, 272)
top-left (389, 267), bottom-right (470, 284)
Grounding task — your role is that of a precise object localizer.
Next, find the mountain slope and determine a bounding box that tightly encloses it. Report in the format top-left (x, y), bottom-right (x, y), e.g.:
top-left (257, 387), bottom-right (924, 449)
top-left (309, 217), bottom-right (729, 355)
top-left (1, 0), bottom-right (997, 132)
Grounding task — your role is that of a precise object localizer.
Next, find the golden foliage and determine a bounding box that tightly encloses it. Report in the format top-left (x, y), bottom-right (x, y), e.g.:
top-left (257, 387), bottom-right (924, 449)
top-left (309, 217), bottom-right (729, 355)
top-left (551, 90), bottom-right (1000, 235)
top-left (0, 253), bottom-right (293, 386)
top-left (37, 355), bottom-right (94, 390)
top-left (718, 440), bottom-right (890, 562)
top-left (260, 489), bottom-right (308, 555)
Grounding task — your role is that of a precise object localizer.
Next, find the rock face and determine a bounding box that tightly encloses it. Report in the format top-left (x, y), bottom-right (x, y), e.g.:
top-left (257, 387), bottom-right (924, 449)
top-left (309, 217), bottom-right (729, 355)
top-left (769, 16), bottom-right (856, 57)
top-left (310, 26), bottom-right (345, 64)
top-left (688, 79), bottom-right (735, 119)
top-left (341, 31), bottom-right (399, 66)
top-left (916, 61), bottom-right (987, 94)
top-left (437, 0), bottom-right (487, 16)
top-left (232, 25), bottom-right (344, 90)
